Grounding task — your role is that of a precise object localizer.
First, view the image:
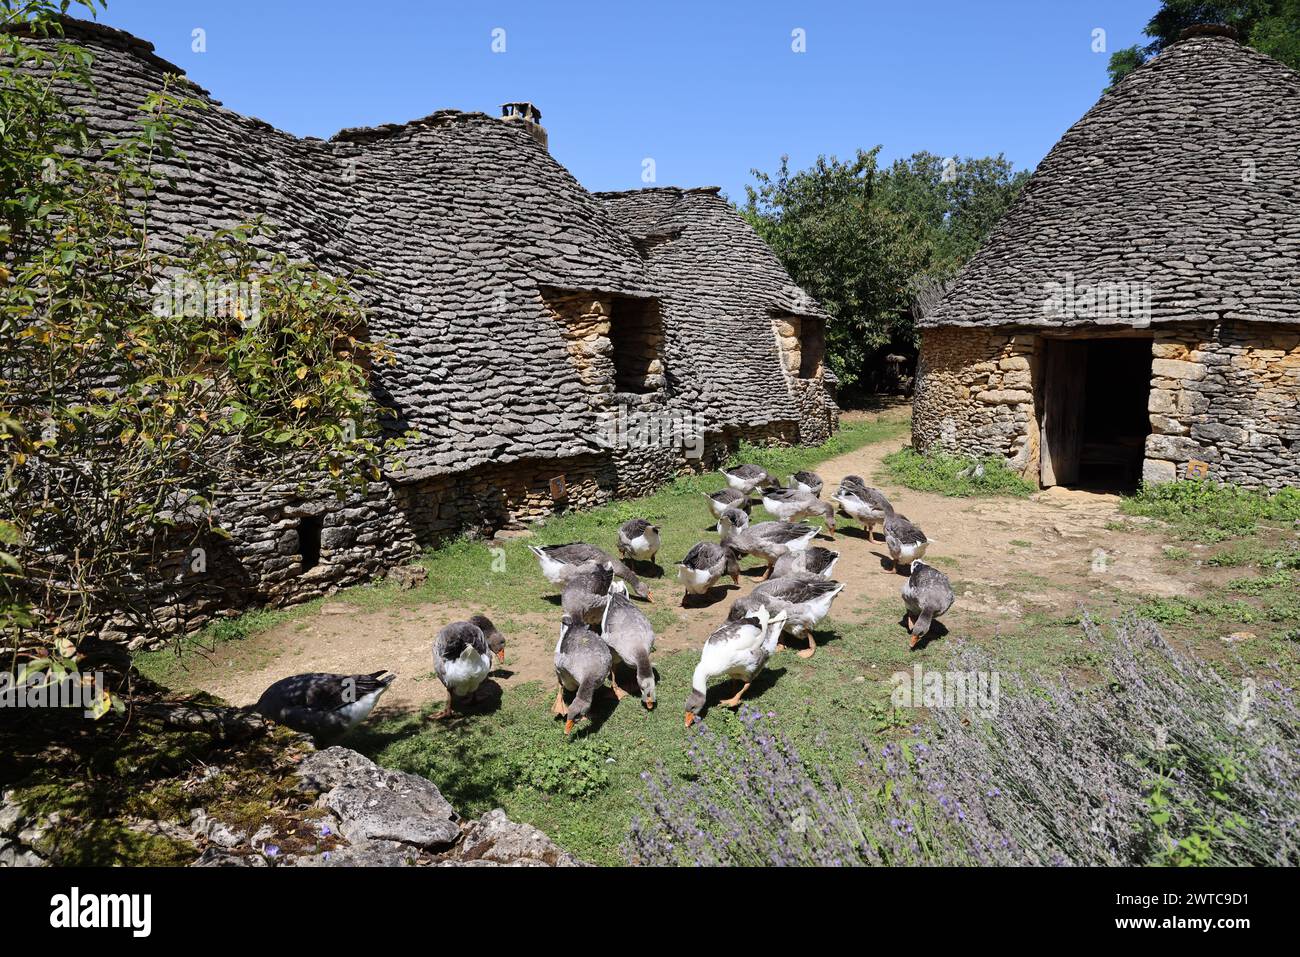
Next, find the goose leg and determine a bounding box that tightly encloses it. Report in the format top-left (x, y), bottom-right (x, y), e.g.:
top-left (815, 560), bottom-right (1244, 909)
top-left (609, 670), bottom-right (629, 700)
top-left (551, 686), bottom-right (567, 717)
top-left (761, 562), bottom-right (774, 581)
top-left (719, 681), bottom-right (751, 708)
top-left (798, 630), bottom-right (817, 659)
top-left (431, 695), bottom-right (456, 721)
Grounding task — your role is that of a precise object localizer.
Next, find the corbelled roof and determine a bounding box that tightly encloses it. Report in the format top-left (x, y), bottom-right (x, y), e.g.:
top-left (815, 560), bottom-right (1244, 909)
top-left (924, 34), bottom-right (1300, 330)
top-left (22, 19), bottom-right (829, 479)
top-left (596, 187), bottom-right (826, 429)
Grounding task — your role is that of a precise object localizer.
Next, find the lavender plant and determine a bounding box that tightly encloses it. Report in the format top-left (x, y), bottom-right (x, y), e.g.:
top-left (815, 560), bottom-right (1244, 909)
top-left (625, 707), bottom-right (973, 866)
top-left (626, 617), bottom-right (1299, 866)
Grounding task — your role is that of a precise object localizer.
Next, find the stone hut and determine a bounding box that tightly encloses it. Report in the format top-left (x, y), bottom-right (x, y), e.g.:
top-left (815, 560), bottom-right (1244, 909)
top-left (913, 26), bottom-right (1299, 491)
top-left (18, 20), bottom-right (837, 636)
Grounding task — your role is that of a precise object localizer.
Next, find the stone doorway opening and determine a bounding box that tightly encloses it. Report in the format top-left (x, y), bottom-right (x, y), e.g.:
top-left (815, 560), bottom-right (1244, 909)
top-left (1038, 334), bottom-right (1153, 491)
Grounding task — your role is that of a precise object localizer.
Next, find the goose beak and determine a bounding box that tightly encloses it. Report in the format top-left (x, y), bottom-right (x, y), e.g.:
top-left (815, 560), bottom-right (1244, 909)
top-left (644, 698), bottom-right (655, 711)
top-left (497, 650), bottom-right (506, 663)
top-left (564, 719), bottom-right (575, 735)
top-left (684, 712), bottom-right (695, 728)
top-left (644, 590), bottom-right (653, 603)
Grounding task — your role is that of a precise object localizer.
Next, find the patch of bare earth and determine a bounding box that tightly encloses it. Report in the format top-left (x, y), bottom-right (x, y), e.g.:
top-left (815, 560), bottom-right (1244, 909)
top-left (175, 408), bottom-right (1209, 713)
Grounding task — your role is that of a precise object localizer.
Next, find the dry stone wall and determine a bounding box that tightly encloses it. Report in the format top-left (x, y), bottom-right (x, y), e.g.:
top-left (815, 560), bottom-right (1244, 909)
top-left (1143, 322), bottom-right (1300, 489)
top-left (912, 327), bottom-right (1039, 473)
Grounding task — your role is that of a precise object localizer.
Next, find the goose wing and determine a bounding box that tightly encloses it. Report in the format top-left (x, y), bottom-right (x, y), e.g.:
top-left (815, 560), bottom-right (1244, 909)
top-left (755, 573), bottom-right (843, 605)
top-left (912, 564), bottom-right (955, 613)
top-left (753, 521), bottom-right (817, 544)
top-left (680, 541), bottom-right (723, 570)
top-left (889, 514), bottom-right (928, 545)
top-left (618, 519), bottom-right (651, 546)
top-left (434, 621), bottom-right (488, 666)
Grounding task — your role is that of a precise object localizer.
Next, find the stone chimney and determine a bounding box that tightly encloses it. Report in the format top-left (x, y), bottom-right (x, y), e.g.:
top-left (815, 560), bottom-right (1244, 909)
top-left (1175, 23), bottom-right (1239, 43)
top-left (500, 102), bottom-right (547, 150)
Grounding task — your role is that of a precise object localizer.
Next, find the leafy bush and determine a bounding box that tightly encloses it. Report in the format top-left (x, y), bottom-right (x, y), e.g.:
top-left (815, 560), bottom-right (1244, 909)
top-left (1, 2), bottom-right (401, 663)
top-left (1122, 480), bottom-right (1300, 542)
top-left (880, 447), bottom-right (1034, 498)
top-left (627, 619), bottom-right (1300, 866)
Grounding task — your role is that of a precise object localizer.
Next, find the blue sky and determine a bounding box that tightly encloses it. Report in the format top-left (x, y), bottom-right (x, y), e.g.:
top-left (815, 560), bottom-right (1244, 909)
top-left (93, 0), bottom-right (1159, 203)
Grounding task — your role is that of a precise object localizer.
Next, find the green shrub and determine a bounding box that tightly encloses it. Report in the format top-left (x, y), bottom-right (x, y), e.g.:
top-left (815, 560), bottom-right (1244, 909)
top-left (879, 447), bottom-right (1034, 498)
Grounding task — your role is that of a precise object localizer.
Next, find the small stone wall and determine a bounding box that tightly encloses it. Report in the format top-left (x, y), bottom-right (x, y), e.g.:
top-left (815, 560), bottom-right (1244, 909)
top-left (1143, 322), bottom-right (1300, 489)
top-left (914, 322), bottom-right (1300, 490)
top-left (912, 327), bottom-right (1039, 473)
top-left (107, 479), bottom-right (421, 647)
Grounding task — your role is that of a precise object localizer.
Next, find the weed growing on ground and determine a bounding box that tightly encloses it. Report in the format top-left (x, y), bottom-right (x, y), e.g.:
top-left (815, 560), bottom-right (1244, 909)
top-left (1122, 480), bottom-right (1300, 542)
top-left (879, 448), bottom-right (1034, 498)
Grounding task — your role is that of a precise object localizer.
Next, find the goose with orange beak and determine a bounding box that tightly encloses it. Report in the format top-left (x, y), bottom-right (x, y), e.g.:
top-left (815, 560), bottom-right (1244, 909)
top-left (683, 606), bottom-right (787, 727)
top-left (552, 615), bottom-right (613, 735)
top-left (431, 615), bottom-right (506, 720)
top-left (600, 581), bottom-right (657, 710)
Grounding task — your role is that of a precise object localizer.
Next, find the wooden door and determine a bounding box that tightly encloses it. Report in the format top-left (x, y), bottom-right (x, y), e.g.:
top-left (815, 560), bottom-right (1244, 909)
top-left (1039, 339), bottom-right (1088, 487)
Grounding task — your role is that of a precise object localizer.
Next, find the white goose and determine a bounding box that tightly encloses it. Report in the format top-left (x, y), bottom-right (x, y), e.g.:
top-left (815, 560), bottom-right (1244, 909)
top-left (684, 605), bottom-right (788, 726)
top-left (617, 519), bottom-right (661, 566)
top-left (431, 615), bottom-right (506, 719)
top-left (718, 508), bottom-right (817, 579)
top-left (832, 477), bottom-right (892, 541)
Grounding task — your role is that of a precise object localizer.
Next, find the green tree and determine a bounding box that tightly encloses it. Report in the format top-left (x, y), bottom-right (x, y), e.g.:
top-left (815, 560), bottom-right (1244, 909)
top-left (1, 1), bottom-right (403, 694)
top-left (744, 149), bottom-right (1026, 397)
top-left (1107, 0), bottom-right (1299, 87)
top-left (743, 149), bottom-right (929, 396)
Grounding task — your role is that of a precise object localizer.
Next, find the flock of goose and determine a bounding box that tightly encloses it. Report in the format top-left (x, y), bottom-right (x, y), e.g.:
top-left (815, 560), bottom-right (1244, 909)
top-left (252, 465), bottom-right (955, 741)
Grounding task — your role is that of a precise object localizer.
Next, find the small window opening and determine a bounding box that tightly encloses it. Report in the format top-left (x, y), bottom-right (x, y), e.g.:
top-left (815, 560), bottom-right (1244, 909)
top-left (798, 318), bottom-right (824, 378)
top-left (609, 297), bottom-right (662, 394)
top-left (298, 515), bottom-right (324, 571)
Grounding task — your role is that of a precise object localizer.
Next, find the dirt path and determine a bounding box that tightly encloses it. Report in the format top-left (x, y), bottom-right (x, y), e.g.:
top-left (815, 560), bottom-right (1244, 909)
top-left (180, 411), bottom-right (1190, 713)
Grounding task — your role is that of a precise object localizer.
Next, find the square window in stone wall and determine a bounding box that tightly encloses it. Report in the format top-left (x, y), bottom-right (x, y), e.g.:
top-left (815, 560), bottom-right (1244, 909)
top-left (798, 318), bottom-right (825, 378)
top-left (773, 312), bottom-right (824, 379)
top-left (608, 296), bottom-right (664, 394)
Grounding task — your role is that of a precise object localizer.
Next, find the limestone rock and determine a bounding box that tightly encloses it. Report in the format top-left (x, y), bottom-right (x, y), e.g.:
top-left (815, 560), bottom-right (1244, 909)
top-left (297, 747), bottom-right (460, 850)
top-left (447, 809), bottom-right (587, 867)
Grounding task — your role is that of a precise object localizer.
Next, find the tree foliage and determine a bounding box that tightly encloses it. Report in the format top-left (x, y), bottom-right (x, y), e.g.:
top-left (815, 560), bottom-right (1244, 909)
top-left (1107, 0), bottom-right (1300, 87)
top-left (0, 1), bottom-right (403, 685)
top-left (743, 149), bottom-right (1026, 397)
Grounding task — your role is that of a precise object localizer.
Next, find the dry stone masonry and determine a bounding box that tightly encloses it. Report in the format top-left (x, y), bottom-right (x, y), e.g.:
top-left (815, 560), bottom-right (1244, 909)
top-left (16, 19), bottom-right (838, 641)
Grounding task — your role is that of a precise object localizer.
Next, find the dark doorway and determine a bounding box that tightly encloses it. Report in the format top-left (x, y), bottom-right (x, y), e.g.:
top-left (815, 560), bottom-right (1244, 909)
top-left (298, 515), bottom-right (324, 571)
top-left (1039, 336), bottom-right (1152, 491)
